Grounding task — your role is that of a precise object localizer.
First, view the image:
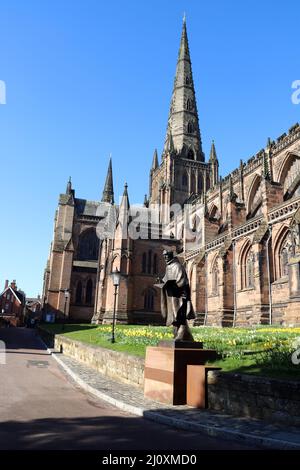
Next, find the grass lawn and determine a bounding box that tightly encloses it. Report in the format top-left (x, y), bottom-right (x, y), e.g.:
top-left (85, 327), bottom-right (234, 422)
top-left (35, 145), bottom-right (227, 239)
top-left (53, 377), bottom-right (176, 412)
top-left (40, 323), bottom-right (300, 381)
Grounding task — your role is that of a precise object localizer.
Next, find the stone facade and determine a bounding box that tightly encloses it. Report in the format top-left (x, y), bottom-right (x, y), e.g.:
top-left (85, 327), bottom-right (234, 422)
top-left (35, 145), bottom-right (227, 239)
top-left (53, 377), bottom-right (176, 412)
top-left (43, 19), bottom-right (300, 326)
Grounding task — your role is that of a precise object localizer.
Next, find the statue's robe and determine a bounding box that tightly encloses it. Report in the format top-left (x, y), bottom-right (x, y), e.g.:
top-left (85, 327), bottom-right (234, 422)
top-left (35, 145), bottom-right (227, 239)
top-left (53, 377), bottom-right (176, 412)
top-left (161, 257), bottom-right (195, 326)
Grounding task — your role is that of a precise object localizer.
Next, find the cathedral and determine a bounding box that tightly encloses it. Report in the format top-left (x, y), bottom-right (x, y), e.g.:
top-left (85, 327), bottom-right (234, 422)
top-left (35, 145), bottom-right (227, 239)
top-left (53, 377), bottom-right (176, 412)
top-left (42, 19), bottom-right (300, 327)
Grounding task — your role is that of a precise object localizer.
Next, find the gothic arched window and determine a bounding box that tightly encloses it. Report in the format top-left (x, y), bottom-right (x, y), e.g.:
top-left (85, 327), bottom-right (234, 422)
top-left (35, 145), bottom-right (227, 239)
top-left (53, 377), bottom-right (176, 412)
top-left (240, 243), bottom-right (255, 290)
top-left (245, 254), bottom-right (254, 288)
top-left (198, 173), bottom-right (203, 193)
top-left (75, 281), bottom-right (82, 304)
top-left (142, 253), bottom-right (147, 273)
top-left (85, 279), bottom-right (93, 304)
top-left (144, 289), bottom-right (154, 310)
top-left (212, 260), bottom-right (219, 295)
top-left (182, 172), bottom-right (188, 188)
top-left (147, 250), bottom-right (152, 274)
top-left (77, 229), bottom-right (99, 261)
top-left (247, 176), bottom-right (263, 219)
top-left (186, 98), bottom-right (193, 110)
top-left (279, 235), bottom-right (293, 277)
top-left (280, 248), bottom-right (289, 277)
top-left (185, 75), bottom-right (191, 85)
top-left (282, 157), bottom-right (300, 199)
top-left (187, 149), bottom-right (194, 160)
top-left (191, 174), bottom-right (196, 193)
top-left (187, 122), bottom-right (194, 134)
top-left (153, 254), bottom-right (158, 274)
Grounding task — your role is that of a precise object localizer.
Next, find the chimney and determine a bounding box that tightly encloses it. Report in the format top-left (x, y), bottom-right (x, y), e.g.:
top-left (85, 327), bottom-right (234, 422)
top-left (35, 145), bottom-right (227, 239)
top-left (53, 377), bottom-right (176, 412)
top-left (10, 280), bottom-right (17, 290)
top-left (4, 280), bottom-right (9, 289)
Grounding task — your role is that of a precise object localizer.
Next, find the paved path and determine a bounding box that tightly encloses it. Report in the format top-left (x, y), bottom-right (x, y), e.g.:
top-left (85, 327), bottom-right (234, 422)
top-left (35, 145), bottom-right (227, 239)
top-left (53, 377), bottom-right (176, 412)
top-left (0, 328), bottom-right (256, 450)
top-left (52, 346), bottom-right (300, 451)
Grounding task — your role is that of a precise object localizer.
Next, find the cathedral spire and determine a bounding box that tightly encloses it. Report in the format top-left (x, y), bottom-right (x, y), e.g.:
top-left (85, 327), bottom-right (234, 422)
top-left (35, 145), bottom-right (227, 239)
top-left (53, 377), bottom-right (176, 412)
top-left (102, 157), bottom-right (114, 204)
top-left (152, 149), bottom-right (159, 170)
top-left (163, 17), bottom-right (204, 161)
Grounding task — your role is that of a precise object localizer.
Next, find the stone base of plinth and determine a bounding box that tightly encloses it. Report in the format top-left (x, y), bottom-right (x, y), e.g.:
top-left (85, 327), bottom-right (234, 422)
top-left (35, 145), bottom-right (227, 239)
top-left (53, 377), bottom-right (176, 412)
top-left (144, 345), bottom-right (217, 405)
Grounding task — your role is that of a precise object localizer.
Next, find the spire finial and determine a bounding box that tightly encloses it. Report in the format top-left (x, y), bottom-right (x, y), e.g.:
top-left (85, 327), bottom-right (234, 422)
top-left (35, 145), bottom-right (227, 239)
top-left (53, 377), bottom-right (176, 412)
top-left (101, 157), bottom-right (114, 204)
top-left (183, 12), bottom-right (186, 24)
top-left (66, 176), bottom-right (72, 195)
top-left (209, 140), bottom-right (217, 162)
top-left (262, 150), bottom-right (271, 181)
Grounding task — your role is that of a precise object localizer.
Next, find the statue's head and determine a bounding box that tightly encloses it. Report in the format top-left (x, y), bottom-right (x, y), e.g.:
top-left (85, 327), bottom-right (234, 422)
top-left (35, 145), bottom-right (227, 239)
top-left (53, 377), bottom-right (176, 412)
top-left (163, 249), bottom-right (174, 263)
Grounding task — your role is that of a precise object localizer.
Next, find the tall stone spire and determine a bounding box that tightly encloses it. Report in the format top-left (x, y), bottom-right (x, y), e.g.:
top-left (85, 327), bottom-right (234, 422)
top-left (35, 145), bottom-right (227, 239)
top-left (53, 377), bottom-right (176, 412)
top-left (163, 16), bottom-right (204, 161)
top-left (152, 149), bottom-right (159, 170)
top-left (102, 157), bottom-right (114, 204)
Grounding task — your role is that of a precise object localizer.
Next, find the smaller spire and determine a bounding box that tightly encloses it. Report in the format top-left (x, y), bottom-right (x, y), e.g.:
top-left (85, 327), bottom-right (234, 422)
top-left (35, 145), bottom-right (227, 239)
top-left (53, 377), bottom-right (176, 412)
top-left (152, 149), bottom-right (159, 170)
top-left (144, 194), bottom-right (149, 207)
top-left (66, 176), bottom-right (72, 195)
top-left (209, 140), bottom-right (217, 162)
top-left (120, 182), bottom-right (130, 209)
top-left (102, 157), bottom-right (114, 204)
top-left (118, 183), bottom-right (130, 232)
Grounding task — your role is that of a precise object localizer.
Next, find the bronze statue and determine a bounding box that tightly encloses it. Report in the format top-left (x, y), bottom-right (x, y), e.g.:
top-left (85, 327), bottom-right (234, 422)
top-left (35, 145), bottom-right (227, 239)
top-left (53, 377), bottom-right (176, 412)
top-left (156, 249), bottom-right (195, 341)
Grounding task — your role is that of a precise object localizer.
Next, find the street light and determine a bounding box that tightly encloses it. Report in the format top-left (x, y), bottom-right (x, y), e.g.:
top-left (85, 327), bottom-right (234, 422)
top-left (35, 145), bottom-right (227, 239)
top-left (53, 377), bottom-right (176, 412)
top-left (111, 268), bottom-right (121, 343)
top-left (62, 289), bottom-right (69, 331)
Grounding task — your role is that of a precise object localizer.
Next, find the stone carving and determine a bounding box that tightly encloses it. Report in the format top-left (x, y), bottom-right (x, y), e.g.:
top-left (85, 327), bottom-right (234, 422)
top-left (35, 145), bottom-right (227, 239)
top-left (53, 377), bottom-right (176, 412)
top-left (155, 250), bottom-right (195, 341)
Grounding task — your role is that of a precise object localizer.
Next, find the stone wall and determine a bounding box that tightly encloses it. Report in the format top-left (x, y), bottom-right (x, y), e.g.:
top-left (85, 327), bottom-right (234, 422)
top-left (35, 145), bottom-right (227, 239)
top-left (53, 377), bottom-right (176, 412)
top-left (54, 335), bottom-right (144, 388)
top-left (207, 370), bottom-right (300, 427)
top-left (39, 328), bottom-right (299, 425)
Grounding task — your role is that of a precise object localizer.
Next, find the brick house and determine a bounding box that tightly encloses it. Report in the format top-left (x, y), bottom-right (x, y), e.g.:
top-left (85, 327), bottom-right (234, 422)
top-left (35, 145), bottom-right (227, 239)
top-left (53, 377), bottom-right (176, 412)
top-left (0, 280), bottom-right (26, 326)
top-left (42, 18), bottom-right (300, 326)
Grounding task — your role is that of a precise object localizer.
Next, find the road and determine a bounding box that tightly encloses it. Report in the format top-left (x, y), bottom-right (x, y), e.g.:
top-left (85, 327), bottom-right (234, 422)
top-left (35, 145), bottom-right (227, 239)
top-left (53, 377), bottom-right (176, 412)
top-left (0, 327), bottom-right (256, 450)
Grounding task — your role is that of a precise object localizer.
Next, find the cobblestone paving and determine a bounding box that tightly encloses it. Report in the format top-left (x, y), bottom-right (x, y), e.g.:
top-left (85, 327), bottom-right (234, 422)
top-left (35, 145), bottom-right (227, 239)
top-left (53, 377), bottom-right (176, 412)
top-left (53, 352), bottom-right (300, 450)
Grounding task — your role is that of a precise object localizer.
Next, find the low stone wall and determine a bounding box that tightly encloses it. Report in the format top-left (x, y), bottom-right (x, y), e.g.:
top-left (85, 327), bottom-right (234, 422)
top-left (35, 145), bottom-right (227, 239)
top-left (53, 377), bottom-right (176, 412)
top-left (38, 327), bottom-right (299, 425)
top-left (54, 335), bottom-right (145, 388)
top-left (207, 370), bottom-right (300, 427)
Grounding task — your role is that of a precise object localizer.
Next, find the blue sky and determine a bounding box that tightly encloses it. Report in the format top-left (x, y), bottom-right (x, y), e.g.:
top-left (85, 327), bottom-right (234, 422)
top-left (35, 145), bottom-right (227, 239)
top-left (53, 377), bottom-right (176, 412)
top-left (0, 0), bottom-right (299, 296)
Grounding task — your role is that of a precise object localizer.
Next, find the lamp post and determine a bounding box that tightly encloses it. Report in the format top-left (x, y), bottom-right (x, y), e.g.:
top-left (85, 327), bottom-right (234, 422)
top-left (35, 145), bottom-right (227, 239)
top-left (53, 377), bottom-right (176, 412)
top-left (62, 289), bottom-right (69, 331)
top-left (111, 268), bottom-right (121, 343)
